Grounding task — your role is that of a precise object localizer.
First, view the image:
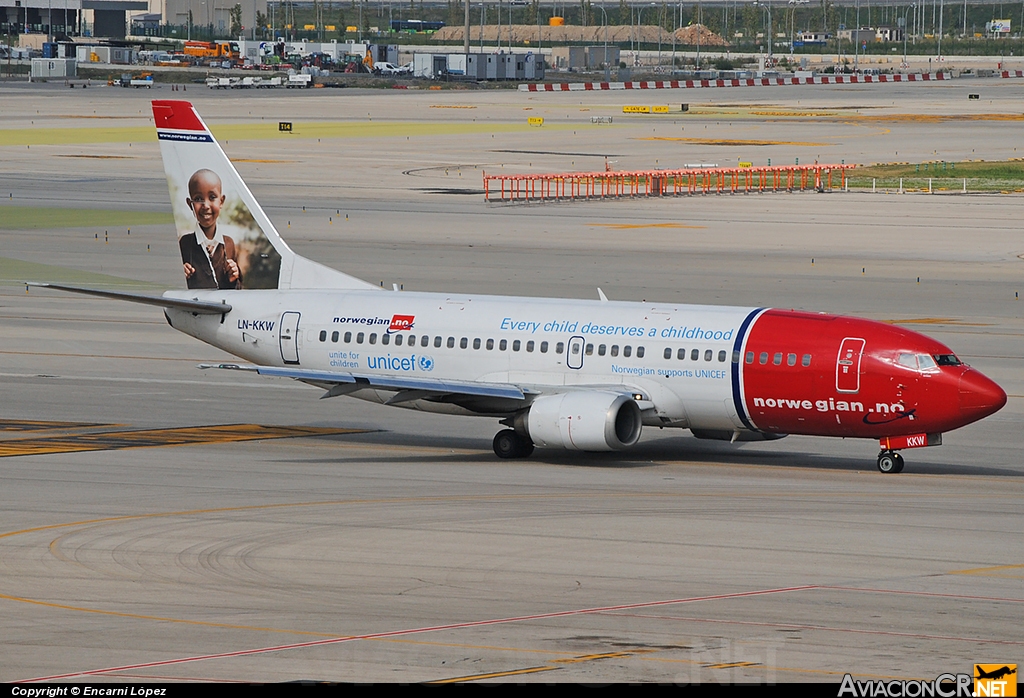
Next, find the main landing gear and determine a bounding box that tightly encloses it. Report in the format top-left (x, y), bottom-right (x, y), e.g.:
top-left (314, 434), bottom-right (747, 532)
top-left (876, 450), bottom-right (905, 474)
top-left (493, 429), bottom-right (534, 459)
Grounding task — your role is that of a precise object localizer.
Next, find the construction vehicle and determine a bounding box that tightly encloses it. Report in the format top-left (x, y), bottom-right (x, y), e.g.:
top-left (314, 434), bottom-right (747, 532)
top-left (183, 41), bottom-right (240, 61)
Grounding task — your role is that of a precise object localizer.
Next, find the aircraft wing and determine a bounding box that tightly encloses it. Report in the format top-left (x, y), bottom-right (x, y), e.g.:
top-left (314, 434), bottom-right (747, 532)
top-left (200, 363), bottom-right (528, 403)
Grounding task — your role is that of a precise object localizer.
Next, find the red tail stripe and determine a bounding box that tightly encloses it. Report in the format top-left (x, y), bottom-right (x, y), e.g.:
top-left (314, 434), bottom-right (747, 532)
top-left (152, 100), bottom-right (206, 132)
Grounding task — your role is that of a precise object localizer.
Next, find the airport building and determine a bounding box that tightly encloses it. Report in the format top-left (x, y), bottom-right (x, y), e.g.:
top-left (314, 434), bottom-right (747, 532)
top-left (160, 0), bottom-right (266, 37)
top-left (1, 0), bottom-right (147, 39)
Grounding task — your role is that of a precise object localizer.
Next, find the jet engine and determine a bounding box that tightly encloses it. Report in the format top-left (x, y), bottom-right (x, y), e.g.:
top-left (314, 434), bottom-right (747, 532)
top-left (524, 391), bottom-right (643, 451)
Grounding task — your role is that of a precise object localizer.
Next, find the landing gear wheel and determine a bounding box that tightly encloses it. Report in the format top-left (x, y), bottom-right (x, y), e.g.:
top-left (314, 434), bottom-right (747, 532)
top-left (493, 429), bottom-right (534, 459)
top-left (877, 451), bottom-right (902, 474)
top-left (892, 453), bottom-right (905, 473)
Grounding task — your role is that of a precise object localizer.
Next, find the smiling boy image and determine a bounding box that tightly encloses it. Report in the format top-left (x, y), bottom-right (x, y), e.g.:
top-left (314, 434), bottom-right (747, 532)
top-left (179, 168), bottom-right (241, 290)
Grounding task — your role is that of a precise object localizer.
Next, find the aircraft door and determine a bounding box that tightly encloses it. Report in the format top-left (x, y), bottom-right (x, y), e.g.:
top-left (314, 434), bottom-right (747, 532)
top-left (567, 335), bottom-right (585, 370)
top-left (835, 337), bottom-right (865, 393)
top-left (280, 311), bottom-right (301, 365)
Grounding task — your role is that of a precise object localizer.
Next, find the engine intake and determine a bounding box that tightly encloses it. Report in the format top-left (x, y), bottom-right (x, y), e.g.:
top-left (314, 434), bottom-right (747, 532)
top-left (525, 391), bottom-right (643, 451)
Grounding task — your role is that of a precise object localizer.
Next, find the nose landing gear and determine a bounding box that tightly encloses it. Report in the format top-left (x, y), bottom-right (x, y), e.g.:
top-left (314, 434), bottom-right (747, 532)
top-left (877, 450), bottom-right (905, 473)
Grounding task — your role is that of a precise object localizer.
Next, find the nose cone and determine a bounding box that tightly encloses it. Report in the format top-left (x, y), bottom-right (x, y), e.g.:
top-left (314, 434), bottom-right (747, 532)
top-left (959, 369), bottom-right (1007, 421)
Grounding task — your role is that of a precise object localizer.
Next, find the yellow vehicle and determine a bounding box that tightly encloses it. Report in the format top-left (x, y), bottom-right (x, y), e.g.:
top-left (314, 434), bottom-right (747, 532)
top-left (183, 41), bottom-right (240, 60)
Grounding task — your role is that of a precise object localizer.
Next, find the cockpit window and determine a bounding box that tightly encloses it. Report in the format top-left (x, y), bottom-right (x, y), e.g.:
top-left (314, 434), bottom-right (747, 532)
top-left (898, 353), bottom-right (942, 371)
top-left (897, 353), bottom-right (918, 369)
top-left (934, 354), bottom-right (961, 366)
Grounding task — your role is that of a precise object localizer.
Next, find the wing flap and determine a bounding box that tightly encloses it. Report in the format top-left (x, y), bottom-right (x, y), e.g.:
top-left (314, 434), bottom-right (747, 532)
top-left (200, 363), bottom-right (527, 401)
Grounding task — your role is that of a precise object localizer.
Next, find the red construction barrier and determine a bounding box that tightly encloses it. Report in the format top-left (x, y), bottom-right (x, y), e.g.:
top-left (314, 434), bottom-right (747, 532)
top-left (483, 164), bottom-right (857, 203)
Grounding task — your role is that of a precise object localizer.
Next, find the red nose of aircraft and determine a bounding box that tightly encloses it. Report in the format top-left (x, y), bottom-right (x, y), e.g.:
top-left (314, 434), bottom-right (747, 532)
top-left (958, 369), bottom-right (1007, 422)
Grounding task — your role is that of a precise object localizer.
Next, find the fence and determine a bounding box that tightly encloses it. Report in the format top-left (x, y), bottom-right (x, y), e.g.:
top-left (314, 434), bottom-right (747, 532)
top-left (483, 164), bottom-right (857, 203)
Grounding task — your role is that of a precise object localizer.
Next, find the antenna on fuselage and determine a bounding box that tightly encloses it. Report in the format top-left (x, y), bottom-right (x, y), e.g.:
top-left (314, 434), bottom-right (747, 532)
top-left (597, 288), bottom-right (609, 302)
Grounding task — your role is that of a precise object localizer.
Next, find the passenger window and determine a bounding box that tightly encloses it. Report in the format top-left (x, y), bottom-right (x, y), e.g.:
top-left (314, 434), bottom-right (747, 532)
top-left (704, 349), bottom-right (712, 362)
top-left (664, 348), bottom-right (672, 360)
top-left (611, 345), bottom-right (619, 357)
top-left (918, 354), bottom-right (937, 370)
top-left (332, 331), bottom-right (339, 343)
top-left (691, 348), bottom-right (699, 361)
top-left (787, 353), bottom-right (796, 366)
top-left (513, 340), bottom-right (521, 351)
top-left (407, 334), bottom-right (415, 346)
top-left (486, 338), bottom-right (494, 350)
top-left (571, 342), bottom-right (579, 355)
top-left (540, 341), bottom-right (548, 353)
top-left (772, 352), bottom-right (782, 365)
top-left (585, 343), bottom-right (593, 355)
top-left (319, 330), bottom-right (327, 342)
top-left (369, 333), bottom-right (377, 345)
top-left (746, 351), bottom-right (754, 364)
top-left (623, 346), bottom-right (632, 358)
top-left (719, 350), bottom-right (727, 362)
top-left (356, 332), bottom-right (364, 344)
top-left (459, 337), bottom-right (468, 349)
top-left (433, 336), bottom-right (442, 348)
top-left (447, 337), bottom-right (455, 349)
top-left (381, 334), bottom-right (390, 345)
top-left (802, 354), bottom-right (811, 367)
top-left (344, 331), bottom-right (352, 343)
top-left (555, 342), bottom-right (564, 354)
top-left (393, 334), bottom-right (402, 346)
top-left (500, 339), bottom-right (508, 351)
top-left (473, 338), bottom-right (481, 350)
top-left (598, 344), bottom-right (606, 356)
top-left (759, 352), bottom-right (768, 365)
top-left (637, 346), bottom-right (645, 358)
top-left (527, 341), bottom-right (535, 352)
top-left (897, 353), bottom-right (917, 369)
top-left (678, 348), bottom-right (686, 360)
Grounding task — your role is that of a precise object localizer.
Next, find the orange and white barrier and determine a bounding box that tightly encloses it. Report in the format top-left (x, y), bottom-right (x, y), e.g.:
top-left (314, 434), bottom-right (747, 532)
top-left (519, 72), bottom-right (955, 92)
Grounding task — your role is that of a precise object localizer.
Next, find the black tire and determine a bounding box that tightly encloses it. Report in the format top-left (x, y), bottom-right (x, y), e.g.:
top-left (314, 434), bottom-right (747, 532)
top-left (892, 453), bottom-right (905, 474)
top-left (877, 452), bottom-right (898, 473)
top-left (493, 430), bottom-right (521, 459)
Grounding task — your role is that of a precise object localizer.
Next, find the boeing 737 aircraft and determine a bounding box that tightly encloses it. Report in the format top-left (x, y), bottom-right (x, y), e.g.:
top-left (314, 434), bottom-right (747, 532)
top-left (35, 100), bottom-right (1006, 472)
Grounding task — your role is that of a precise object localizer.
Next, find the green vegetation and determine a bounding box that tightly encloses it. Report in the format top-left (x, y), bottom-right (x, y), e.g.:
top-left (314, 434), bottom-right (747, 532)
top-left (848, 160), bottom-right (1024, 192)
top-left (0, 257), bottom-right (162, 289)
top-left (0, 206), bottom-right (172, 230)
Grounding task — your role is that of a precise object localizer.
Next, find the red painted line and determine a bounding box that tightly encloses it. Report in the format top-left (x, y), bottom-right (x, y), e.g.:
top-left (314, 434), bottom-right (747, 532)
top-left (20, 584), bottom-right (817, 683)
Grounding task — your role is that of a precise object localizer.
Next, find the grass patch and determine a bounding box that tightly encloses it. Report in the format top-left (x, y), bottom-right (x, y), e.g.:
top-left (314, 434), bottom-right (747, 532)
top-left (0, 121), bottom-right (589, 147)
top-left (848, 159), bottom-right (1024, 191)
top-left (0, 257), bottom-right (162, 289)
top-left (0, 206), bottom-right (172, 230)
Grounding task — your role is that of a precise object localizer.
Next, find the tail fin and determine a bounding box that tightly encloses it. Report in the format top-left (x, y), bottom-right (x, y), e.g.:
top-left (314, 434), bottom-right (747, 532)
top-left (152, 100), bottom-right (376, 291)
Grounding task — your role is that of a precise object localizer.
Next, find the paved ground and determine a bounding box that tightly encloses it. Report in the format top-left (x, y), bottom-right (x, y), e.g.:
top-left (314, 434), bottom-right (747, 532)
top-left (0, 79), bottom-right (1021, 683)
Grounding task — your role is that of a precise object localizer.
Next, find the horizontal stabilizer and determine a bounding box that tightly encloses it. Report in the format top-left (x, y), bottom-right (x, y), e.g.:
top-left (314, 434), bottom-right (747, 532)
top-left (28, 282), bottom-right (232, 314)
top-left (200, 363), bottom-right (527, 401)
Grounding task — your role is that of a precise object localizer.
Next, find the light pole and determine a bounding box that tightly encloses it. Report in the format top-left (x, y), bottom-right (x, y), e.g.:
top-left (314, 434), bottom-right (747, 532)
top-left (753, 0), bottom-right (772, 64)
top-left (902, 3), bottom-right (914, 68)
top-left (788, 0), bottom-right (808, 60)
top-left (636, 2), bottom-right (656, 62)
top-left (596, 3), bottom-right (609, 69)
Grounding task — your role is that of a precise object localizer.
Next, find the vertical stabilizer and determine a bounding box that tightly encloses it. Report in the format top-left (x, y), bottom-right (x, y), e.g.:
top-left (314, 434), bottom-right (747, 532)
top-left (152, 100), bottom-right (376, 291)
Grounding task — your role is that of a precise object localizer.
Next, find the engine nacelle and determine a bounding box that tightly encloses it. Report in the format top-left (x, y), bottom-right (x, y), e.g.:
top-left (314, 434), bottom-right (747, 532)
top-left (525, 391), bottom-right (643, 451)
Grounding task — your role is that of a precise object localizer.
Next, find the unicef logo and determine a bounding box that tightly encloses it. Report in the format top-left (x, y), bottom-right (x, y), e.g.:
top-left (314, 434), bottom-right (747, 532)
top-left (418, 355), bottom-right (434, 372)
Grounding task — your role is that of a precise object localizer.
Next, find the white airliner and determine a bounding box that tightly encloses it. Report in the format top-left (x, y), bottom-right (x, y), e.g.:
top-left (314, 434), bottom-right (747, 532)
top-left (34, 100), bottom-right (1006, 472)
